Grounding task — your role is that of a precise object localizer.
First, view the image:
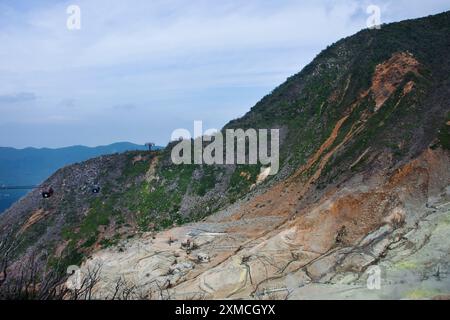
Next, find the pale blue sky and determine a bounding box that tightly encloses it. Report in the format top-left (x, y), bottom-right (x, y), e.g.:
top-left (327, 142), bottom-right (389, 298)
top-left (0, 0), bottom-right (449, 148)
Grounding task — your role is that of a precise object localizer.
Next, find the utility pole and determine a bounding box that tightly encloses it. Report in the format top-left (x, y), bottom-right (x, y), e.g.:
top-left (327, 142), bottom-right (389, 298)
top-left (145, 142), bottom-right (155, 151)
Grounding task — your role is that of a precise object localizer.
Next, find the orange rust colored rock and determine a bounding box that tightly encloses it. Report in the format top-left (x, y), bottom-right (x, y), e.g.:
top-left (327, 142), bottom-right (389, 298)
top-left (403, 80), bottom-right (415, 95)
top-left (18, 209), bottom-right (50, 234)
top-left (371, 52), bottom-right (420, 111)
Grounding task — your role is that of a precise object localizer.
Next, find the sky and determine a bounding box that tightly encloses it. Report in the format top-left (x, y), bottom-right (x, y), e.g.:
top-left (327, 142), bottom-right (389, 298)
top-left (0, 0), bottom-right (449, 148)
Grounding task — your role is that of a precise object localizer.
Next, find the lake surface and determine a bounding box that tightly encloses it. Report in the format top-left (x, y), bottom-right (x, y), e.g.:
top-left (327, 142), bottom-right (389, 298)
top-left (0, 189), bottom-right (29, 214)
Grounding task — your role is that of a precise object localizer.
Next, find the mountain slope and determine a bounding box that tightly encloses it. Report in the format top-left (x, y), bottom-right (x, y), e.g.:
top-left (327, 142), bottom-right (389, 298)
top-left (0, 142), bottom-right (149, 213)
top-left (1, 11), bottom-right (450, 299)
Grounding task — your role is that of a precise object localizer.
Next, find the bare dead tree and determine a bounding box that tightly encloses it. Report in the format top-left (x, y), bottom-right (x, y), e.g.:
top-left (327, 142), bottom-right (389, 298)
top-left (149, 279), bottom-right (172, 300)
top-left (66, 263), bottom-right (102, 300)
top-left (0, 228), bottom-right (24, 296)
top-left (0, 226), bottom-right (105, 300)
top-left (110, 277), bottom-right (125, 300)
top-left (0, 251), bottom-right (58, 299)
top-left (145, 142), bottom-right (156, 151)
top-left (107, 276), bottom-right (151, 300)
top-left (1, 228), bottom-right (153, 301)
top-left (110, 277), bottom-right (136, 300)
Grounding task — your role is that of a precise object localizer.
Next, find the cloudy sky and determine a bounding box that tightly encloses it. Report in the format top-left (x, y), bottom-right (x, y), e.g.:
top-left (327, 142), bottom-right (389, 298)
top-left (0, 0), bottom-right (449, 148)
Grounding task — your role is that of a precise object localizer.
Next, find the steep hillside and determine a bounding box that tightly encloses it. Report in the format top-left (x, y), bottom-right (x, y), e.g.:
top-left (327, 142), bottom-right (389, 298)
top-left (1, 11), bottom-right (450, 299)
top-left (0, 142), bottom-right (149, 213)
top-left (0, 148), bottom-right (266, 288)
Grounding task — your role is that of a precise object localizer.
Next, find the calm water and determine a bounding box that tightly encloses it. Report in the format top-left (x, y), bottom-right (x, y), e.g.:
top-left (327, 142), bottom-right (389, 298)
top-left (0, 189), bottom-right (29, 214)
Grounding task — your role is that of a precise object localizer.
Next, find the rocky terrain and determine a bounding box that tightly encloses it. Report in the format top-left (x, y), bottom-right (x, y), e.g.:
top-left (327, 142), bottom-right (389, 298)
top-left (1, 11), bottom-right (450, 299)
top-left (74, 137), bottom-right (450, 300)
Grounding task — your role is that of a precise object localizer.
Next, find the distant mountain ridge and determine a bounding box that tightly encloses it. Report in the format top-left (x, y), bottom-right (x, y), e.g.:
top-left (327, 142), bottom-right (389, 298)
top-left (0, 142), bottom-right (154, 213)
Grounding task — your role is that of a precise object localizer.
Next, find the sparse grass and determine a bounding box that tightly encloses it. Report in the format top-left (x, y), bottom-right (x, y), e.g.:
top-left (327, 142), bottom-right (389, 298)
top-left (100, 234), bottom-right (121, 248)
top-left (395, 260), bottom-right (418, 270)
top-left (126, 163), bottom-right (195, 231)
top-left (121, 153), bottom-right (152, 180)
top-left (228, 164), bottom-right (261, 196)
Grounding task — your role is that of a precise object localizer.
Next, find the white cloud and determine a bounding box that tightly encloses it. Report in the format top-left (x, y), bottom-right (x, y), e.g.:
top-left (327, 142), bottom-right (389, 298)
top-left (0, 0), bottom-right (448, 147)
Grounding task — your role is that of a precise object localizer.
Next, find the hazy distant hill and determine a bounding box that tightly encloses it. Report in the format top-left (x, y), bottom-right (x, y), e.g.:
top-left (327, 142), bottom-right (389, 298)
top-left (0, 142), bottom-right (151, 213)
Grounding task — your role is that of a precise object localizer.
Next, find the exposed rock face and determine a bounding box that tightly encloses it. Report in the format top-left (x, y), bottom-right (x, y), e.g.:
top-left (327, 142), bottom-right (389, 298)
top-left (371, 52), bottom-right (420, 111)
top-left (74, 11), bottom-right (450, 298)
top-left (2, 11), bottom-right (450, 299)
top-left (71, 148), bottom-right (450, 299)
